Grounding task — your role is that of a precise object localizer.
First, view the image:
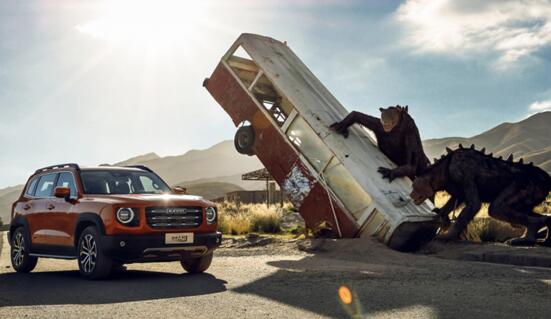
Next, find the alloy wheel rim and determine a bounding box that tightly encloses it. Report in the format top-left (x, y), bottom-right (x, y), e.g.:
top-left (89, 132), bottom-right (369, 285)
top-left (12, 232), bottom-right (25, 267)
top-left (79, 234), bottom-right (97, 273)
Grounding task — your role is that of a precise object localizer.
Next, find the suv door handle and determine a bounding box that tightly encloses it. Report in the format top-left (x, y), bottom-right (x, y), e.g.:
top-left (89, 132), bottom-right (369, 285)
top-left (23, 204), bottom-right (31, 210)
top-left (47, 204), bottom-right (55, 210)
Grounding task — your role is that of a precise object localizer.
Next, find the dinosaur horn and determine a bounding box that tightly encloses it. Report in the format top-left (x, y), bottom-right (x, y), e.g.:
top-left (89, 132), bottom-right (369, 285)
top-left (507, 154), bottom-right (514, 162)
top-left (459, 143), bottom-right (464, 149)
top-left (470, 144), bottom-right (475, 149)
top-left (480, 147), bottom-right (486, 154)
top-left (488, 153), bottom-right (493, 157)
top-left (518, 158), bottom-right (524, 164)
top-left (446, 147), bottom-right (452, 154)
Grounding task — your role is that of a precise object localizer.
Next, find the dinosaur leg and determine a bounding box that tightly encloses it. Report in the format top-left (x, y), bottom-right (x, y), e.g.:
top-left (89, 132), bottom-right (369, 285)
top-left (488, 183), bottom-right (547, 246)
top-left (439, 183), bottom-right (480, 241)
top-left (433, 195), bottom-right (460, 229)
top-left (525, 211), bottom-right (550, 241)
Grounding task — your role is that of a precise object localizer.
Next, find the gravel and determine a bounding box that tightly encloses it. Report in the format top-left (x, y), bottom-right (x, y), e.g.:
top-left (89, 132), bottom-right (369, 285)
top-left (1, 233), bottom-right (551, 319)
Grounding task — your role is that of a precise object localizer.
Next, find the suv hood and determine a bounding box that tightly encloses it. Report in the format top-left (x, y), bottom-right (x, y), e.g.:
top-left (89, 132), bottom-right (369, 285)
top-left (84, 193), bottom-right (213, 206)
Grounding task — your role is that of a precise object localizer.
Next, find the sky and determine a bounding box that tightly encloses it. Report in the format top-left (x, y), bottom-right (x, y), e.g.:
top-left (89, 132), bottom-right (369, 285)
top-left (1, 0), bottom-right (551, 188)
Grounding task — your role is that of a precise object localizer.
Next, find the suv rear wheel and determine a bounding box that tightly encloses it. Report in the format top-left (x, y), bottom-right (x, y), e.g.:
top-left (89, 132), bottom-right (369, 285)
top-left (10, 227), bottom-right (38, 273)
top-left (77, 226), bottom-right (113, 279)
top-left (180, 252), bottom-right (213, 274)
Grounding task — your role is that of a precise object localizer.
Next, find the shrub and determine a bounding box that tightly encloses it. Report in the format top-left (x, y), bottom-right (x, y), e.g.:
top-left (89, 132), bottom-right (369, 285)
top-left (463, 218), bottom-right (524, 243)
top-left (217, 201), bottom-right (285, 235)
top-left (250, 205), bottom-right (282, 233)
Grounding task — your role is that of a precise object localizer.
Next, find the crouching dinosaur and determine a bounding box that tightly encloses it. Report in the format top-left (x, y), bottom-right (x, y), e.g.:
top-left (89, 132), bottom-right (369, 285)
top-left (410, 144), bottom-right (551, 246)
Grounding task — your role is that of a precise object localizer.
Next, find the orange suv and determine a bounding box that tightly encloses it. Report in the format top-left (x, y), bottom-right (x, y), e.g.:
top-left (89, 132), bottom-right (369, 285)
top-left (8, 163), bottom-right (221, 279)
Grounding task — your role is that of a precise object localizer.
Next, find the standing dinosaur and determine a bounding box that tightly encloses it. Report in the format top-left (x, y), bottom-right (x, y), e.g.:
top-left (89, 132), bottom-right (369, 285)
top-left (330, 105), bottom-right (429, 182)
top-left (410, 144), bottom-right (551, 246)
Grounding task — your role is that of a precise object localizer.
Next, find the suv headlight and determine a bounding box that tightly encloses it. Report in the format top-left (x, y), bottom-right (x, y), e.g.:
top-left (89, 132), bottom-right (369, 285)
top-left (205, 207), bottom-right (217, 224)
top-left (116, 207), bottom-right (138, 225)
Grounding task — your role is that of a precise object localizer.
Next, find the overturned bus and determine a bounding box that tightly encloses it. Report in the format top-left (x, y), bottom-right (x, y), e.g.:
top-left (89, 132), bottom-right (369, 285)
top-left (204, 33), bottom-right (437, 251)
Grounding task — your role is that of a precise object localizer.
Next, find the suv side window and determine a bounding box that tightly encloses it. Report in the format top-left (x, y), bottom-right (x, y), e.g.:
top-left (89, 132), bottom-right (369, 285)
top-left (34, 173), bottom-right (58, 198)
top-left (25, 177), bottom-right (39, 197)
top-left (56, 172), bottom-right (77, 197)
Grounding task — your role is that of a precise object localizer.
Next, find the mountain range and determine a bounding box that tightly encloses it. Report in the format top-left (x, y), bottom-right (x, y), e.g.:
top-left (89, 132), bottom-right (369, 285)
top-left (423, 112), bottom-right (551, 172)
top-left (1, 111), bottom-right (550, 224)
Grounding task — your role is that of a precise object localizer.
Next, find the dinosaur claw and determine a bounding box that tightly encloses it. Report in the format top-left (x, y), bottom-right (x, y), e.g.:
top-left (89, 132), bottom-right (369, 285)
top-left (330, 122), bottom-right (349, 138)
top-left (378, 167), bottom-right (394, 181)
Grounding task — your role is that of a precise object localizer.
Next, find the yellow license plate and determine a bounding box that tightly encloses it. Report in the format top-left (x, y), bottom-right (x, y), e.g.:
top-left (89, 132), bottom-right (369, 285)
top-left (165, 232), bottom-right (194, 244)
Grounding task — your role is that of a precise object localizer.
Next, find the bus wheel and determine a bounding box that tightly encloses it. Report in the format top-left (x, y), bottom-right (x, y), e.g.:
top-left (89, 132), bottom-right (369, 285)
top-left (234, 126), bottom-right (255, 156)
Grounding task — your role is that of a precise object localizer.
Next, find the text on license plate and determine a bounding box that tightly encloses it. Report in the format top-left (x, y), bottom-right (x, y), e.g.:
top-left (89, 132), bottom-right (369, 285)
top-left (165, 232), bottom-right (194, 244)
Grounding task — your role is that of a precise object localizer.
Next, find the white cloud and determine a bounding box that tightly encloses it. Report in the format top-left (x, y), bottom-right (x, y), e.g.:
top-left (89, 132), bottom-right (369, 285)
top-left (395, 0), bottom-right (551, 67)
top-left (529, 100), bottom-right (551, 111)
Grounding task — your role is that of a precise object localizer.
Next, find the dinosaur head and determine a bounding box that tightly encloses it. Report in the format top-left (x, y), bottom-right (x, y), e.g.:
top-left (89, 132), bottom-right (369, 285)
top-left (410, 175), bottom-right (433, 205)
top-left (379, 105), bottom-right (408, 133)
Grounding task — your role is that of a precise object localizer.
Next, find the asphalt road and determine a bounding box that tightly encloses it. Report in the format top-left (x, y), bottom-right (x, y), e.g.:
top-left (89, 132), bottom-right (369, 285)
top-left (1, 233), bottom-right (551, 319)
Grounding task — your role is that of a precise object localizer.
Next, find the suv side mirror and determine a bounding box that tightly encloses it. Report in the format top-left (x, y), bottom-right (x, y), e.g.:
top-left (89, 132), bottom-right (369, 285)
top-left (54, 186), bottom-right (71, 201)
top-left (173, 186), bottom-right (187, 194)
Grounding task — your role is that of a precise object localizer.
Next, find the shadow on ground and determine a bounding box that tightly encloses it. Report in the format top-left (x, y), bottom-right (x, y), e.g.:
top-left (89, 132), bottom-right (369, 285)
top-left (0, 269), bottom-right (227, 306)
top-left (234, 238), bottom-right (551, 319)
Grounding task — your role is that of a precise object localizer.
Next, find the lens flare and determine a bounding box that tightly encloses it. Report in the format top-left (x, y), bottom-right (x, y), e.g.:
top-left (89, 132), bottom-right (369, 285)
top-left (338, 285), bottom-right (353, 305)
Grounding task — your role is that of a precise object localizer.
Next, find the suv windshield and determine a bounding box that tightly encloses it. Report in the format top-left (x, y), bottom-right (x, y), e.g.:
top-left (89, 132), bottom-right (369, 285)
top-left (80, 170), bottom-right (171, 195)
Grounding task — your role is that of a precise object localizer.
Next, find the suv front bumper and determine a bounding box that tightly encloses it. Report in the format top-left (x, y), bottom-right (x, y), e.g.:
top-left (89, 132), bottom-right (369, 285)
top-left (101, 232), bottom-right (222, 263)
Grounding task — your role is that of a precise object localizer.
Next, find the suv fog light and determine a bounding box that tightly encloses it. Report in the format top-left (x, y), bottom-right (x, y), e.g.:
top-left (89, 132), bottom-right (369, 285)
top-left (206, 207), bottom-right (217, 224)
top-left (117, 208), bottom-right (135, 224)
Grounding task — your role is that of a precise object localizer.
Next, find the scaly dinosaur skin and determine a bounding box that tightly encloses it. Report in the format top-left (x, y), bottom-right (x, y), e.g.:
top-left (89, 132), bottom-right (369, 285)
top-left (330, 105), bottom-right (430, 182)
top-left (410, 145), bottom-right (551, 246)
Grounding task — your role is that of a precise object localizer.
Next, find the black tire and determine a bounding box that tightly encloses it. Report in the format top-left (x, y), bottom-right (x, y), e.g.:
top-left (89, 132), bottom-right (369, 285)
top-left (234, 126), bottom-right (255, 156)
top-left (10, 227), bottom-right (38, 273)
top-left (180, 252), bottom-right (213, 274)
top-left (77, 226), bottom-right (112, 279)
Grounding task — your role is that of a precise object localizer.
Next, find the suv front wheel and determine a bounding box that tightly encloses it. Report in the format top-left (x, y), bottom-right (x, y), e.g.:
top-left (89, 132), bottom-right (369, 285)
top-left (11, 227), bottom-right (38, 273)
top-left (77, 226), bottom-right (113, 279)
top-left (180, 252), bottom-right (213, 274)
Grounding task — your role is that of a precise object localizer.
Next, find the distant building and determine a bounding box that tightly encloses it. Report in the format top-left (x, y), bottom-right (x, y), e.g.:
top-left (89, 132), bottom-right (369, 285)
top-left (224, 189), bottom-right (286, 205)
top-left (214, 168), bottom-right (288, 205)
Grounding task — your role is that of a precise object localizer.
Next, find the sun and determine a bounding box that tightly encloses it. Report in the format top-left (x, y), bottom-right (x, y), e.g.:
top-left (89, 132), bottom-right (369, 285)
top-left (76, 0), bottom-right (211, 52)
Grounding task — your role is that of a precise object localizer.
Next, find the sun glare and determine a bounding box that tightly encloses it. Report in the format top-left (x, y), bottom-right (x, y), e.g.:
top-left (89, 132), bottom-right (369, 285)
top-left (76, 0), bottom-right (210, 51)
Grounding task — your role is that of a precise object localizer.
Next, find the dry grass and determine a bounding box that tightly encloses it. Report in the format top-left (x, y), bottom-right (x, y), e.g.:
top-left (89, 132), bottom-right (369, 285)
top-left (463, 218), bottom-right (524, 243)
top-left (218, 201), bottom-right (293, 235)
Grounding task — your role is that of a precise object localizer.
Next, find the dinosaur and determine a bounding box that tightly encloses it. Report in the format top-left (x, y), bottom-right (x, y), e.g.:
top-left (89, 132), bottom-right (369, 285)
top-left (330, 105), bottom-right (430, 182)
top-left (410, 144), bottom-right (551, 246)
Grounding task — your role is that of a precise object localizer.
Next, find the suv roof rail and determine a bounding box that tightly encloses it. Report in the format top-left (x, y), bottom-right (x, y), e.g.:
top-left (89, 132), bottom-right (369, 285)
top-left (35, 163), bottom-right (80, 174)
top-left (125, 165), bottom-right (153, 173)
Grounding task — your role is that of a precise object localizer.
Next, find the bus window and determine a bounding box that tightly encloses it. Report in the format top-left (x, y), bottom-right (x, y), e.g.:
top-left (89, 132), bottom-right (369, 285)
top-left (286, 116), bottom-right (333, 172)
top-left (323, 157), bottom-right (372, 219)
top-left (251, 73), bottom-right (291, 126)
top-left (226, 45), bottom-right (259, 88)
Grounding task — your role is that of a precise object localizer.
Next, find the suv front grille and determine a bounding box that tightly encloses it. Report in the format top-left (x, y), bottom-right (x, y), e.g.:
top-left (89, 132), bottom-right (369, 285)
top-left (145, 206), bottom-right (203, 229)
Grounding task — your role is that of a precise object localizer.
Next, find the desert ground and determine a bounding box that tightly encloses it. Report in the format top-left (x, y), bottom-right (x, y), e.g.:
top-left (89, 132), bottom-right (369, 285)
top-left (1, 233), bottom-right (550, 319)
